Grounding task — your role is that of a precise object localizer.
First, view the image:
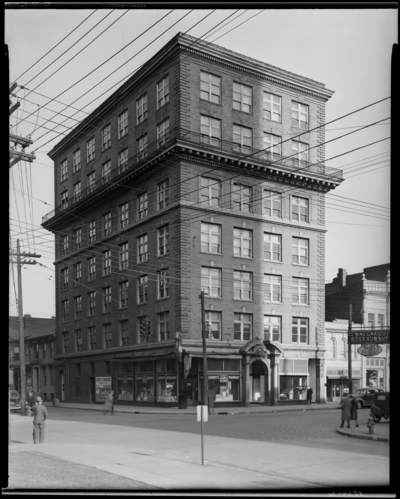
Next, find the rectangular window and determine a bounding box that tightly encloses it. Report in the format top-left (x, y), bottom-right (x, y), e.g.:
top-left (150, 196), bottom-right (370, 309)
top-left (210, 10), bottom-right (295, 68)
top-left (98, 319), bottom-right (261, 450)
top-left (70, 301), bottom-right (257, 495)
top-left (292, 277), bottom-right (309, 305)
top-left (62, 332), bottom-right (69, 354)
top-left (87, 137), bottom-right (95, 162)
top-left (102, 123), bottom-right (111, 150)
top-left (74, 296), bottom-right (82, 319)
top-left (137, 234), bottom-right (148, 263)
top-left (119, 281), bottom-right (129, 309)
top-left (158, 311), bottom-right (169, 341)
top-left (87, 171), bottom-right (95, 193)
top-left (62, 299), bottom-right (69, 322)
top-left (233, 124), bottom-right (252, 154)
top-left (200, 115), bottom-right (221, 147)
top-left (74, 262), bottom-right (82, 284)
top-left (61, 267), bottom-right (69, 290)
top-left (201, 267), bottom-right (222, 298)
top-left (61, 159), bottom-right (68, 182)
top-left (201, 222), bottom-right (221, 254)
top-left (157, 269), bottom-right (169, 299)
top-left (263, 133), bottom-right (282, 159)
top-left (157, 118), bottom-right (170, 148)
top-left (200, 71), bottom-right (221, 104)
top-left (233, 313), bottom-right (252, 341)
top-left (137, 275), bottom-right (148, 304)
top-left (136, 94), bottom-right (148, 124)
top-left (205, 311), bottom-right (221, 340)
top-left (157, 225), bottom-right (169, 256)
top-left (118, 109), bottom-right (128, 139)
top-left (72, 149), bottom-right (81, 173)
top-left (119, 320), bottom-right (129, 346)
top-left (88, 326), bottom-right (96, 350)
top-left (61, 190), bottom-right (68, 210)
top-left (232, 183), bottom-right (252, 212)
top-left (292, 317), bottom-right (309, 343)
top-left (119, 242), bottom-right (129, 270)
top-left (103, 323), bottom-right (112, 348)
top-left (264, 274), bottom-right (282, 303)
top-left (263, 190), bottom-right (282, 217)
top-left (74, 227), bottom-right (82, 249)
top-left (292, 237), bottom-right (309, 265)
top-left (62, 235), bottom-right (69, 255)
top-left (73, 181), bottom-right (81, 203)
top-left (292, 102), bottom-right (309, 129)
top-left (89, 221), bottom-right (96, 243)
top-left (75, 330), bottom-right (82, 352)
top-left (233, 271), bottom-right (253, 300)
top-left (103, 212), bottom-right (112, 237)
top-left (118, 148), bottom-right (129, 173)
top-left (88, 291), bottom-right (96, 316)
top-left (263, 92), bottom-right (281, 122)
top-left (103, 286), bottom-right (112, 313)
top-left (263, 315), bottom-right (281, 342)
top-left (368, 313), bottom-right (375, 327)
top-left (200, 176), bottom-right (221, 207)
top-left (137, 134), bottom-right (148, 161)
top-left (157, 76), bottom-right (169, 109)
top-left (103, 250), bottom-right (111, 276)
top-left (233, 228), bottom-right (252, 258)
top-left (377, 314), bottom-right (385, 327)
top-left (157, 179), bottom-right (170, 210)
top-left (292, 196), bottom-right (309, 223)
top-left (88, 256), bottom-right (96, 281)
top-left (233, 82), bottom-right (252, 113)
top-left (119, 202), bottom-right (129, 229)
top-left (291, 141), bottom-right (309, 165)
top-left (102, 160), bottom-right (112, 184)
top-left (138, 192), bottom-right (148, 219)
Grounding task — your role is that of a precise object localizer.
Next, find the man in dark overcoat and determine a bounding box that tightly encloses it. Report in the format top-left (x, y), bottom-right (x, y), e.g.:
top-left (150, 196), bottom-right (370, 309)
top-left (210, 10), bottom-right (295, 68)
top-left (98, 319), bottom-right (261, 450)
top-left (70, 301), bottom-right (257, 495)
top-left (306, 386), bottom-right (313, 405)
top-left (27, 391), bottom-right (36, 415)
top-left (32, 397), bottom-right (48, 443)
top-left (339, 394), bottom-right (352, 428)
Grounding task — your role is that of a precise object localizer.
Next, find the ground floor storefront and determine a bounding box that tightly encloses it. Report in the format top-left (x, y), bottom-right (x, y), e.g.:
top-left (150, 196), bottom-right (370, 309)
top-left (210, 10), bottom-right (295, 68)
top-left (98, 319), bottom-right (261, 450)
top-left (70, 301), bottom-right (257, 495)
top-left (53, 338), bottom-right (327, 408)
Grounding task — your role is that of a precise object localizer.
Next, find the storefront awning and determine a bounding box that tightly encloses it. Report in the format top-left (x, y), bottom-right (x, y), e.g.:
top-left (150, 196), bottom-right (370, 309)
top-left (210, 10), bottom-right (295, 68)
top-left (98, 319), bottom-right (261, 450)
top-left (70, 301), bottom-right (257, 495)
top-left (326, 375), bottom-right (361, 379)
top-left (112, 353), bottom-right (175, 362)
top-left (185, 353), bottom-right (240, 359)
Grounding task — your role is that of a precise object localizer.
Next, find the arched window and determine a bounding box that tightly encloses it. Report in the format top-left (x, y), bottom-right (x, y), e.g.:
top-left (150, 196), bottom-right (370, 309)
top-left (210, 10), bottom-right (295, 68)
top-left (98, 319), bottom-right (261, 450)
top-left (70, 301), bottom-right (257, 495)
top-left (13, 346), bottom-right (20, 361)
top-left (342, 338), bottom-right (347, 359)
top-left (331, 337), bottom-right (337, 359)
top-left (353, 344), bottom-right (358, 359)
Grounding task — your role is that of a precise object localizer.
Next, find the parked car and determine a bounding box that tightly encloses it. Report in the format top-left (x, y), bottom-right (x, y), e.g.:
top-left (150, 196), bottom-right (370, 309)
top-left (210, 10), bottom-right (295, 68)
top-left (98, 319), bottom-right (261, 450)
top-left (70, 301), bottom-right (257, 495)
top-left (370, 391), bottom-right (390, 423)
top-left (342, 387), bottom-right (384, 409)
top-left (9, 390), bottom-right (21, 412)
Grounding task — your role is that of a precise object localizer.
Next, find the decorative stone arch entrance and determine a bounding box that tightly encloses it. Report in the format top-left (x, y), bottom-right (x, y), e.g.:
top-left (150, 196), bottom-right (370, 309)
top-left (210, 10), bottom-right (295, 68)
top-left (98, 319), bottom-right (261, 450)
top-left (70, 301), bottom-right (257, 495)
top-left (240, 339), bottom-right (283, 406)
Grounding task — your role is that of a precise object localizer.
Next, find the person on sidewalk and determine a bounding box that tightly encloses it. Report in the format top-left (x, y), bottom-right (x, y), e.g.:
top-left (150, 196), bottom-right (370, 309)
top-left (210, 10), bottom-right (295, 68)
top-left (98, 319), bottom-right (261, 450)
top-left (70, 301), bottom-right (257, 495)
top-left (350, 395), bottom-right (359, 427)
top-left (103, 390), bottom-right (114, 415)
top-left (32, 397), bottom-right (48, 444)
top-left (339, 394), bottom-right (352, 428)
top-left (27, 391), bottom-right (36, 416)
top-left (306, 386), bottom-right (313, 405)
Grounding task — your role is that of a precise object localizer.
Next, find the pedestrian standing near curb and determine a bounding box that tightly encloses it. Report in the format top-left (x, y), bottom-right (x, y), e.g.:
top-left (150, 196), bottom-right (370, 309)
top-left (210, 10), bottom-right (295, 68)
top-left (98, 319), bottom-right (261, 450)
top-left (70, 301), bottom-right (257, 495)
top-left (103, 390), bottom-right (114, 415)
top-left (32, 397), bottom-right (48, 444)
top-left (27, 391), bottom-right (36, 416)
top-left (339, 394), bottom-right (352, 428)
top-left (350, 395), bottom-right (359, 427)
top-left (306, 386), bottom-right (313, 405)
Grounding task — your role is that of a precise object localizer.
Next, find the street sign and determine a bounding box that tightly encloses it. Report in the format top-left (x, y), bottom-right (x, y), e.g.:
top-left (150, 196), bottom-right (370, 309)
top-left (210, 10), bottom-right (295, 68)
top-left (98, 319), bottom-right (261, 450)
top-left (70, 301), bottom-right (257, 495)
top-left (197, 405), bottom-right (208, 422)
top-left (348, 329), bottom-right (390, 345)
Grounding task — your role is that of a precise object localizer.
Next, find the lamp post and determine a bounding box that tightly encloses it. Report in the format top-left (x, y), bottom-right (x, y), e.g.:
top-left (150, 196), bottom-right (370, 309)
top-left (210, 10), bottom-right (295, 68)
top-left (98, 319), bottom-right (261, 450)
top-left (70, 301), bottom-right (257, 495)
top-left (200, 291), bottom-right (213, 406)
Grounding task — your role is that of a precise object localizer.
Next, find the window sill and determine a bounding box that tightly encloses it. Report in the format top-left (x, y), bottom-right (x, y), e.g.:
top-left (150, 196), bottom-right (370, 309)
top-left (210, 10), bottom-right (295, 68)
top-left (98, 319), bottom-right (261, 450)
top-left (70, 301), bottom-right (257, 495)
top-left (200, 251), bottom-right (223, 256)
top-left (200, 98), bottom-right (222, 107)
top-left (233, 256), bottom-right (253, 260)
top-left (157, 253), bottom-right (170, 258)
top-left (263, 260), bottom-right (282, 264)
top-left (156, 297), bottom-right (169, 301)
top-left (136, 118), bottom-right (148, 127)
top-left (291, 303), bottom-right (309, 307)
top-left (292, 263), bottom-right (309, 267)
top-left (262, 117), bottom-right (281, 124)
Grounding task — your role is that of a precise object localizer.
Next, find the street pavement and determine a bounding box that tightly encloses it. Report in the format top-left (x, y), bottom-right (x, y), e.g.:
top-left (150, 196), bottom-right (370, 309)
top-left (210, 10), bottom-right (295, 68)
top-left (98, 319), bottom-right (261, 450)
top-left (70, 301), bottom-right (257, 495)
top-left (6, 402), bottom-right (390, 492)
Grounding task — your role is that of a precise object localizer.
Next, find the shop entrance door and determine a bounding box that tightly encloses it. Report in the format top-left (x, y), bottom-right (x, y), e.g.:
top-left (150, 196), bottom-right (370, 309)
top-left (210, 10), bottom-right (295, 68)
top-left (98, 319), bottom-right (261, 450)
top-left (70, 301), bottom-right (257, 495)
top-left (186, 380), bottom-right (198, 406)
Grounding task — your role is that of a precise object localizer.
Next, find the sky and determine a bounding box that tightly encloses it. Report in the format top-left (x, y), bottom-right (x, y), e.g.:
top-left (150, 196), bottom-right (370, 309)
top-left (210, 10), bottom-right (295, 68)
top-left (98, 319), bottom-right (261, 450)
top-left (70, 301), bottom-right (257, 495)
top-left (7, 6), bottom-right (394, 318)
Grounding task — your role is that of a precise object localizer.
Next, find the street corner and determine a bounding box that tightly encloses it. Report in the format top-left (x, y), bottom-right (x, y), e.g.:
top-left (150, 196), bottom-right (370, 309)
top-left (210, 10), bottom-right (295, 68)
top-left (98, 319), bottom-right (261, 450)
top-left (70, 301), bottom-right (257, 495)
top-left (336, 427), bottom-right (389, 443)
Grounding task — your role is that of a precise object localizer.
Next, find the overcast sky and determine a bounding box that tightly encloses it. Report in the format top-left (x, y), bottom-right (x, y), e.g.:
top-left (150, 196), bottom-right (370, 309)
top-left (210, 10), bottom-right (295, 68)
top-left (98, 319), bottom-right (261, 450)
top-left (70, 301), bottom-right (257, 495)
top-left (7, 6), bottom-right (395, 318)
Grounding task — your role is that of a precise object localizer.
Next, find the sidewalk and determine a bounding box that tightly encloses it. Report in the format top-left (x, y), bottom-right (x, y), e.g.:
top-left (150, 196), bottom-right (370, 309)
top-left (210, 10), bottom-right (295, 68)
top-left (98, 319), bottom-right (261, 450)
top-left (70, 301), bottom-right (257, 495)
top-left (337, 421), bottom-right (390, 442)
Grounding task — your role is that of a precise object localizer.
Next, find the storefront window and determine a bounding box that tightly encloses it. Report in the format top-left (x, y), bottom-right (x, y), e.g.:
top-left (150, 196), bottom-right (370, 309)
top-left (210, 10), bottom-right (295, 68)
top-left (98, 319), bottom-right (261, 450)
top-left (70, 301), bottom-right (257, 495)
top-left (138, 361), bottom-right (154, 373)
top-left (136, 376), bottom-right (154, 401)
top-left (117, 375), bottom-right (134, 401)
top-left (207, 374), bottom-right (240, 402)
top-left (117, 362), bottom-right (133, 374)
top-left (157, 375), bottom-right (178, 402)
top-left (156, 359), bottom-right (176, 372)
top-left (279, 376), bottom-right (308, 400)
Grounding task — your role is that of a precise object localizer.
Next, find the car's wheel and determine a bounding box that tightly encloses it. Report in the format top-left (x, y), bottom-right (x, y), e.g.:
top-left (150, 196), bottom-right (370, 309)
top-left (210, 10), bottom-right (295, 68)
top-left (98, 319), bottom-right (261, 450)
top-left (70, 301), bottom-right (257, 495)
top-left (373, 415), bottom-right (381, 423)
top-left (356, 400), bottom-right (363, 409)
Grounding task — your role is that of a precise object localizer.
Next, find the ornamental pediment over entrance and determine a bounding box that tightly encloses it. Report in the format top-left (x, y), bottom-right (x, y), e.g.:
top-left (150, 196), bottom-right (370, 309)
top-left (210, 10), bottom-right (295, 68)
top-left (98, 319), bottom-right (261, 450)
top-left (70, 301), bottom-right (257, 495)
top-left (240, 339), bottom-right (283, 357)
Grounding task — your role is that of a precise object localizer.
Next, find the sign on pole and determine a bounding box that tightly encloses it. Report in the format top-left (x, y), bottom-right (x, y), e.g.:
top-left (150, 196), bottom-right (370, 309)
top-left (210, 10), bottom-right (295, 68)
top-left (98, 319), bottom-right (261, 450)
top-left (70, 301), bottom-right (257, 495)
top-left (348, 329), bottom-right (390, 345)
top-left (197, 405), bottom-right (208, 465)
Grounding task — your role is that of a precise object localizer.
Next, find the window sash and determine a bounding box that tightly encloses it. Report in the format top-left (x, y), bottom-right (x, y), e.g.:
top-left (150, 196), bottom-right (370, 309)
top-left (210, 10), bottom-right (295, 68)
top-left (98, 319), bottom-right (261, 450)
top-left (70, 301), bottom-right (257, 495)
top-left (232, 184), bottom-right (252, 212)
top-left (264, 275), bottom-right (282, 302)
top-left (263, 133), bottom-right (282, 158)
top-left (263, 316), bottom-right (281, 341)
top-left (200, 177), bottom-right (221, 206)
top-left (103, 251), bottom-right (111, 275)
top-left (119, 243), bottom-right (129, 269)
top-left (292, 102), bottom-right (309, 129)
top-left (137, 94), bottom-right (148, 124)
top-left (87, 172), bottom-right (95, 193)
top-left (73, 182), bottom-right (81, 202)
top-left (292, 196), bottom-right (309, 222)
top-left (118, 110), bottom-right (128, 138)
top-left (292, 237), bottom-right (309, 265)
top-left (292, 318), bottom-right (308, 343)
top-left (119, 282), bottom-right (129, 308)
top-left (120, 203), bottom-right (129, 228)
top-left (72, 150), bottom-right (81, 172)
top-left (138, 193), bottom-right (148, 219)
top-left (103, 212), bottom-right (112, 236)
top-left (157, 119), bottom-right (170, 148)
top-left (233, 313), bottom-right (252, 341)
top-left (200, 116), bottom-right (221, 146)
top-left (233, 83), bottom-right (252, 113)
top-left (157, 226), bottom-right (169, 256)
top-left (137, 276), bottom-right (148, 304)
top-left (263, 190), bottom-right (282, 217)
top-left (263, 92), bottom-right (281, 122)
top-left (233, 228), bottom-right (252, 258)
top-left (157, 180), bottom-right (169, 209)
top-left (263, 233), bottom-right (281, 262)
top-left (87, 138), bottom-right (95, 162)
top-left (61, 160), bottom-right (68, 181)
top-left (292, 278), bottom-right (309, 304)
top-left (233, 271), bottom-right (253, 300)
top-left (291, 141), bottom-right (309, 163)
top-left (201, 223), bottom-right (221, 253)
top-left (158, 312), bottom-right (170, 341)
top-left (205, 311), bottom-right (221, 339)
top-left (200, 72), bottom-right (221, 104)
top-left (233, 125), bottom-right (252, 153)
top-left (138, 235), bottom-right (148, 263)
top-left (102, 161), bottom-right (112, 184)
top-left (201, 267), bottom-right (221, 297)
top-left (118, 148), bottom-right (129, 173)
top-left (102, 124), bottom-right (111, 150)
top-left (158, 269), bottom-right (169, 299)
top-left (137, 134), bottom-right (148, 160)
top-left (157, 77), bottom-right (169, 108)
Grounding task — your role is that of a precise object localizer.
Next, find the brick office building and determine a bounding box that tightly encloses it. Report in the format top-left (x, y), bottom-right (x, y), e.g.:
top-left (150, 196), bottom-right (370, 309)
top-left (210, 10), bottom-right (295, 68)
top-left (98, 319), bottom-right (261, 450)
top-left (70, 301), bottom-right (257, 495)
top-left (42, 33), bottom-right (343, 407)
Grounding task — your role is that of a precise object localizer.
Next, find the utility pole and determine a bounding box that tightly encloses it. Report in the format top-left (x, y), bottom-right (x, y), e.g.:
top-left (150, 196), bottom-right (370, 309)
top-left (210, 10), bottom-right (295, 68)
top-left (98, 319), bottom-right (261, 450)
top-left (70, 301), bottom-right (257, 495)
top-left (9, 83), bottom-right (36, 168)
top-left (10, 239), bottom-right (41, 416)
top-left (348, 304), bottom-right (353, 395)
top-left (200, 291), bottom-right (208, 407)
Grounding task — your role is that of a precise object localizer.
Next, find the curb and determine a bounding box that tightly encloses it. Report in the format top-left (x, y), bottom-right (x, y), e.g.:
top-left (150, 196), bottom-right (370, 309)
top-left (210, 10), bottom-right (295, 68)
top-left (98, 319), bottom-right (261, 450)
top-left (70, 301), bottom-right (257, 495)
top-left (336, 428), bottom-right (389, 443)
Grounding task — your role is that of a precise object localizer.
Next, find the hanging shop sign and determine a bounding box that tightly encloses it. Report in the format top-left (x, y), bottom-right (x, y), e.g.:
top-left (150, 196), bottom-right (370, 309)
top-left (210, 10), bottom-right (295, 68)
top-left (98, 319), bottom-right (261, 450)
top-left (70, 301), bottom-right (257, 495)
top-left (357, 344), bottom-right (383, 357)
top-left (348, 329), bottom-right (390, 345)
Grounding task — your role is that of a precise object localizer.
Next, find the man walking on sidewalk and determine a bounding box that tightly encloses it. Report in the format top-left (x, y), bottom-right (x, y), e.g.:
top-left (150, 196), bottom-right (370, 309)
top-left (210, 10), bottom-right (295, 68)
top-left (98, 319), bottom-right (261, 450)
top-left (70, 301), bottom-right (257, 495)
top-left (32, 397), bottom-right (48, 444)
top-left (339, 394), bottom-right (352, 428)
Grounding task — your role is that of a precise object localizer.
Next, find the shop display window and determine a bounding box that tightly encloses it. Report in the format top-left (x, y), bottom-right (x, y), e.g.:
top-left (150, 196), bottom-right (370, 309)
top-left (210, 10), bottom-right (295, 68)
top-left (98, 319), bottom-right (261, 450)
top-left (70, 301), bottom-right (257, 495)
top-left (117, 375), bottom-right (134, 401)
top-left (207, 375), bottom-right (240, 402)
top-left (157, 375), bottom-right (178, 402)
top-left (136, 376), bottom-right (154, 401)
top-left (138, 360), bottom-right (154, 373)
top-left (279, 376), bottom-right (308, 400)
top-left (156, 359), bottom-right (176, 372)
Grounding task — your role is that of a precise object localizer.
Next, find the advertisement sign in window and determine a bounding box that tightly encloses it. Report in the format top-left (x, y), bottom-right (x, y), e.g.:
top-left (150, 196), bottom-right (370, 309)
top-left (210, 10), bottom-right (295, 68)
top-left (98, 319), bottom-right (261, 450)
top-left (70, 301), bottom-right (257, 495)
top-left (117, 375), bottom-right (133, 401)
top-left (95, 376), bottom-right (112, 403)
top-left (207, 374), bottom-right (240, 402)
top-left (157, 375), bottom-right (178, 402)
top-left (136, 375), bottom-right (154, 401)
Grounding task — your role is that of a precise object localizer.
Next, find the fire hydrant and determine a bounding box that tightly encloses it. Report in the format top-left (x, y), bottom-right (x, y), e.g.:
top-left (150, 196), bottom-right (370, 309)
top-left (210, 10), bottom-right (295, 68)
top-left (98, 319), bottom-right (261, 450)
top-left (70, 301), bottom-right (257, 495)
top-left (367, 415), bottom-right (375, 434)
